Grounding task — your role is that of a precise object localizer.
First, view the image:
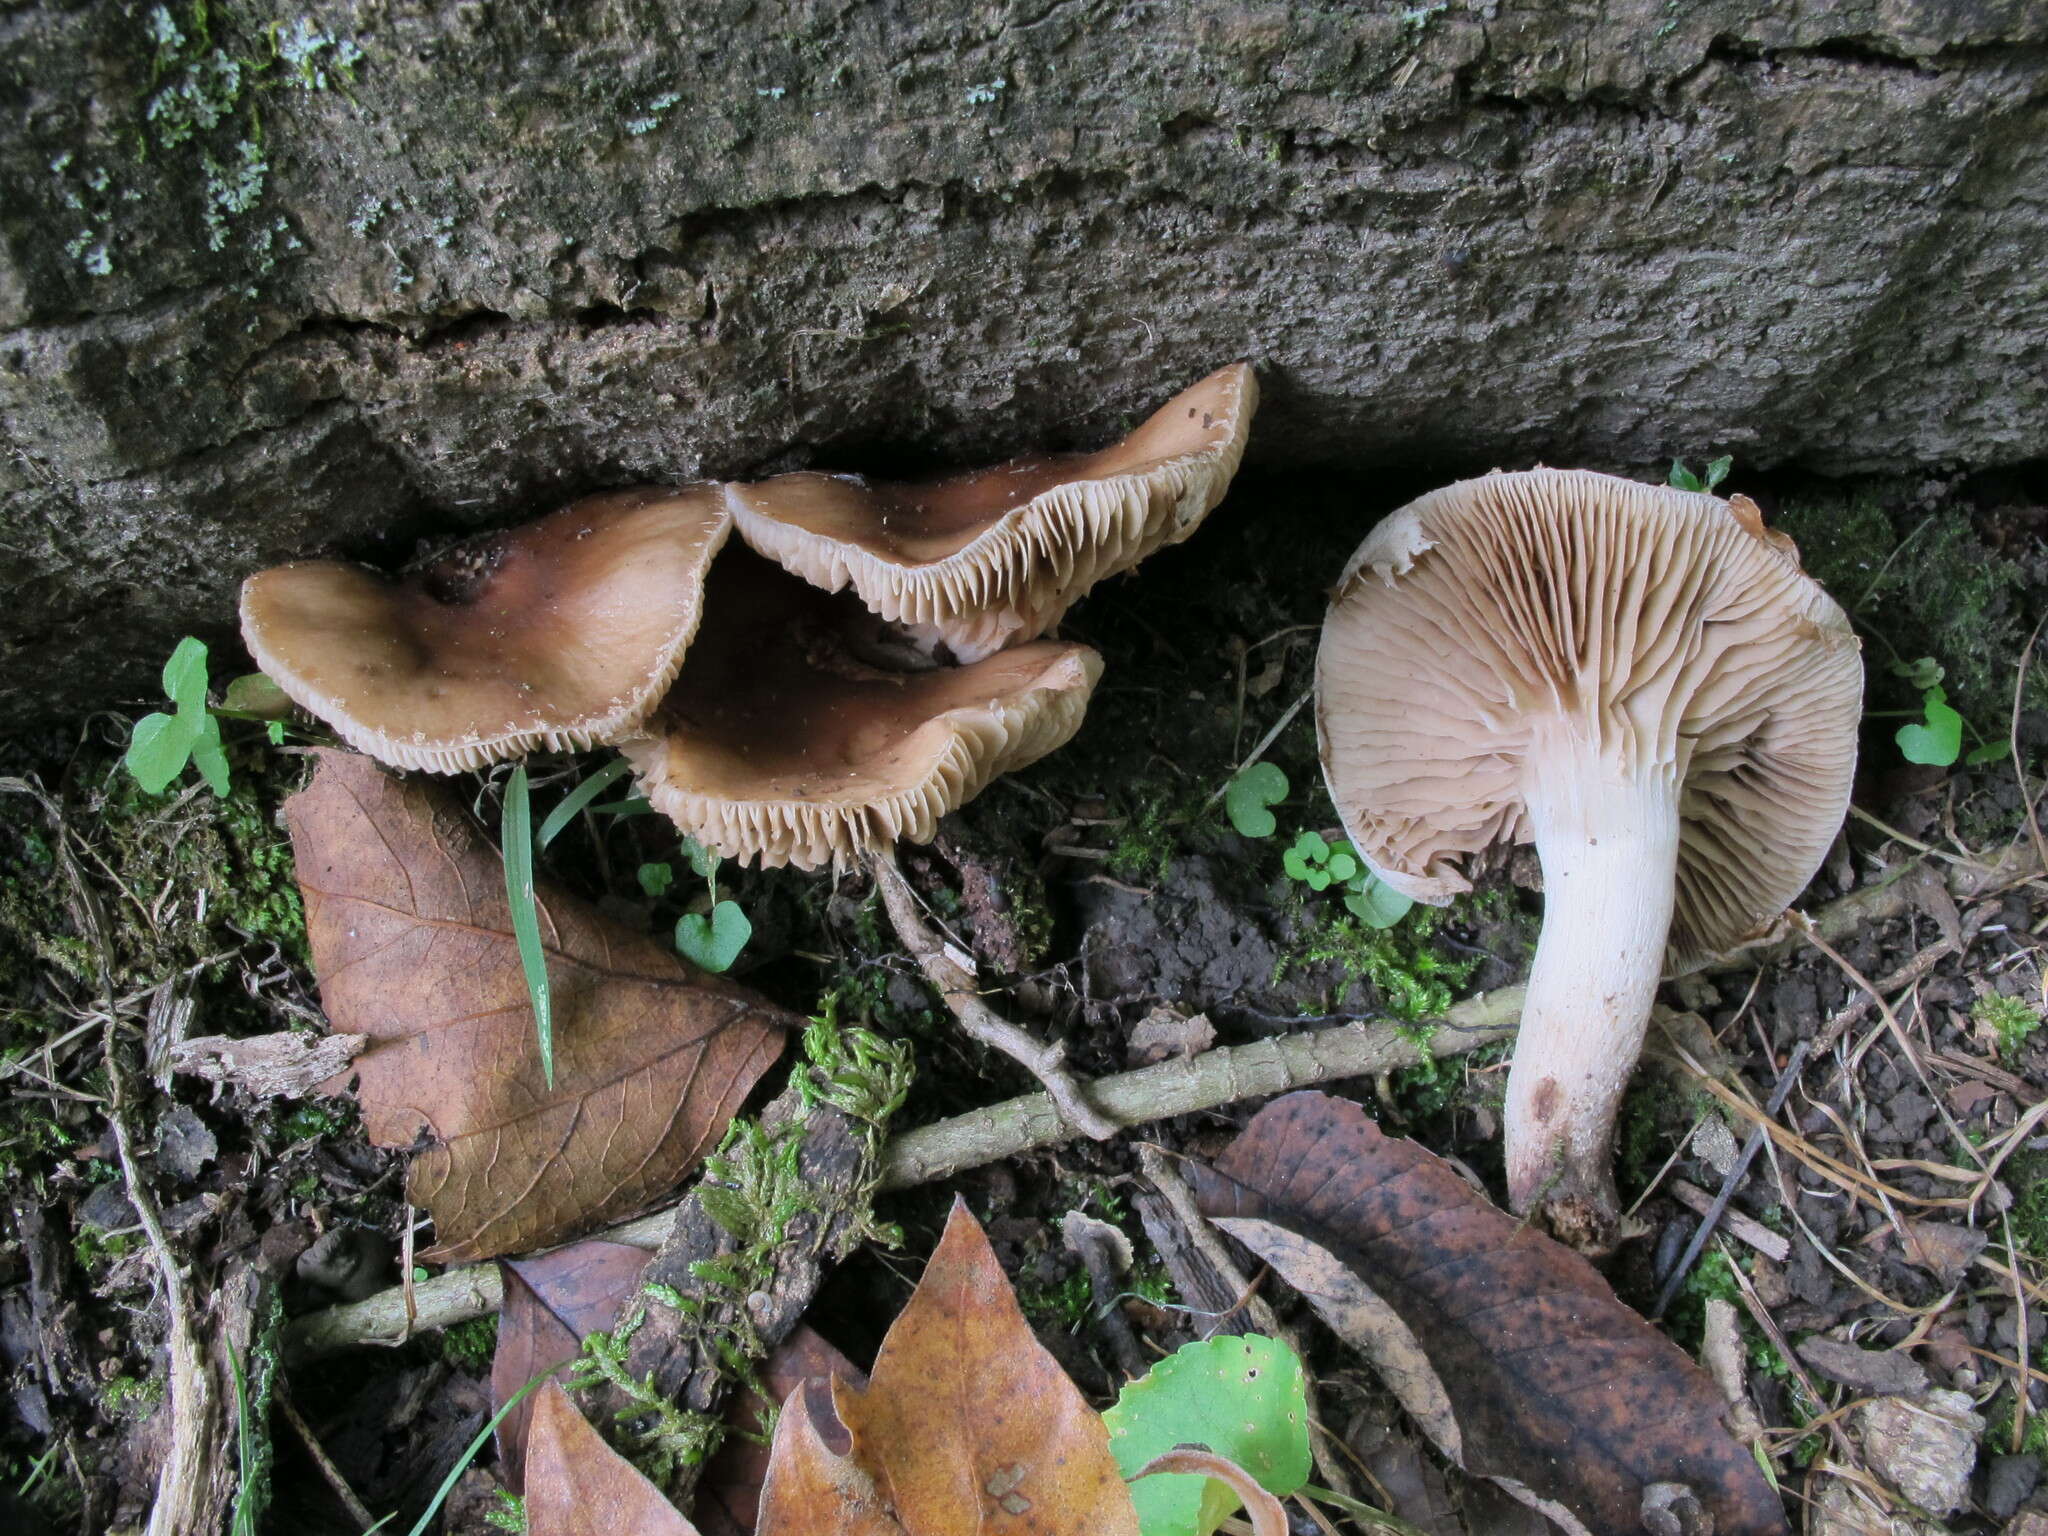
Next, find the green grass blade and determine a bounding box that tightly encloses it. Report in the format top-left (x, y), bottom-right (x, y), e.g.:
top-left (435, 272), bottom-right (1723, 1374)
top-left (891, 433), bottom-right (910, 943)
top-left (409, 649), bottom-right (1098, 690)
top-left (367, 1367), bottom-right (562, 1536)
top-left (536, 757), bottom-right (632, 849)
top-left (503, 766), bottom-right (554, 1087)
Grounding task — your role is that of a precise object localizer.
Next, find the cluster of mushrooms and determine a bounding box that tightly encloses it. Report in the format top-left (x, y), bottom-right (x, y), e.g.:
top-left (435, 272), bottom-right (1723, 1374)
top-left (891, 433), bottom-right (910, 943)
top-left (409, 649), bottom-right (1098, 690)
top-left (239, 361), bottom-right (1864, 1251)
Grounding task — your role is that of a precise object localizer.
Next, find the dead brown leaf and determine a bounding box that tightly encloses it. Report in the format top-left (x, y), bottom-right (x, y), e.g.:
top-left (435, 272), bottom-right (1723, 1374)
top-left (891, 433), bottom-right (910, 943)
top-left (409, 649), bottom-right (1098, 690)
top-left (525, 1380), bottom-right (703, 1535)
top-left (831, 1198), bottom-right (1139, 1535)
top-left (287, 750), bottom-right (791, 1261)
top-left (697, 1326), bottom-right (863, 1536)
top-left (1193, 1092), bottom-right (1788, 1536)
top-left (492, 1239), bottom-right (652, 1492)
top-left (758, 1387), bottom-right (907, 1536)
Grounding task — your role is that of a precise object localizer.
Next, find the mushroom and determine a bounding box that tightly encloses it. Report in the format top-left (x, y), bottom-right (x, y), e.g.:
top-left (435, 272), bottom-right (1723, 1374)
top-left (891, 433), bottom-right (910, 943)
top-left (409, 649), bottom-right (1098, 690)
top-left (725, 362), bottom-right (1257, 661)
top-left (621, 546), bottom-right (1102, 871)
top-left (241, 486), bottom-right (731, 771)
top-left (1316, 468), bottom-right (1862, 1246)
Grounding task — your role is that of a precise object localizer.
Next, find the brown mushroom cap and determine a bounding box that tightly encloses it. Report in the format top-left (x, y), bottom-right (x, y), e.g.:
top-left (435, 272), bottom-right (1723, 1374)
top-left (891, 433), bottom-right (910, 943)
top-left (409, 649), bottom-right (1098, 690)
top-left (725, 362), bottom-right (1257, 661)
top-left (621, 548), bottom-right (1102, 870)
top-left (241, 486), bottom-right (731, 772)
top-left (1318, 468), bottom-right (1861, 967)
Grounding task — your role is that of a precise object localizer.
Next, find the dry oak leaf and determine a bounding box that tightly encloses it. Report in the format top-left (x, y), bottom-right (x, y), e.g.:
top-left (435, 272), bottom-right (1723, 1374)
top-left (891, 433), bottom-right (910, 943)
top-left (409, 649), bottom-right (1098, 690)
top-left (1193, 1093), bottom-right (1788, 1536)
top-left (789, 1197), bottom-right (1141, 1535)
top-left (526, 1379), bottom-right (704, 1535)
top-left (287, 750), bottom-right (790, 1262)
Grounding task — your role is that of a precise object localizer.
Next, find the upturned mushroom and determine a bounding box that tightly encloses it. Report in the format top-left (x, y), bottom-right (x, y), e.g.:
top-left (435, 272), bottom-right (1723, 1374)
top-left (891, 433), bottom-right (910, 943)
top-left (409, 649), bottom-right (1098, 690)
top-left (725, 362), bottom-right (1256, 661)
top-left (241, 486), bottom-right (731, 771)
top-left (620, 547), bottom-right (1101, 871)
top-left (1317, 468), bottom-right (1862, 1246)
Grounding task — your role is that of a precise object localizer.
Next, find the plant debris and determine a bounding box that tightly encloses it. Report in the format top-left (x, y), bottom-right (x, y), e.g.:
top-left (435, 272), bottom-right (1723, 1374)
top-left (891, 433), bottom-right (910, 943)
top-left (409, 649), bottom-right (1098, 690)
top-left (1194, 1092), bottom-right (1788, 1536)
top-left (285, 750), bottom-right (793, 1260)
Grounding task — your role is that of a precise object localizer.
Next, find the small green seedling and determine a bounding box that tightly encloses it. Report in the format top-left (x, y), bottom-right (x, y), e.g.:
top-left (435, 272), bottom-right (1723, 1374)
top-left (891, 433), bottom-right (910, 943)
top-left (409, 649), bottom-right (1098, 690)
top-left (1669, 456), bottom-right (1732, 494)
top-left (1224, 762), bottom-right (1288, 838)
top-left (674, 843), bottom-right (750, 974)
top-left (1282, 830), bottom-right (1356, 890)
top-left (637, 861), bottom-right (674, 898)
top-left (1104, 1334), bottom-right (1312, 1536)
top-left (125, 637), bottom-right (232, 795)
top-left (1282, 830), bottom-right (1414, 930)
top-left (1889, 659), bottom-right (2009, 767)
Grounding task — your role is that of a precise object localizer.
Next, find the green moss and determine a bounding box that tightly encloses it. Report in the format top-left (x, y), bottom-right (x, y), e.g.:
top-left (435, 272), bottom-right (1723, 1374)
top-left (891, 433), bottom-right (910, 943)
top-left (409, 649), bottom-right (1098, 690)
top-left (2007, 1150), bottom-right (2048, 1262)
top-left (1775, 493), bottom-right (2035, 725)
top-left (1018, 1267), bottom-right (1093, 1332)
top-left (442, 1315), bottom-right (499, 1370)
top-left (73, 1225), bottom-right (143, 1269)
top-left (100, 1373), bottom-right (165, 1418)
top-left (1107, 789), bottom-right (1186, 886)
top-left (1273, 907), bottom-right (1476, 1021)
top-left (1974, 993), bottom-right (2042, 1061)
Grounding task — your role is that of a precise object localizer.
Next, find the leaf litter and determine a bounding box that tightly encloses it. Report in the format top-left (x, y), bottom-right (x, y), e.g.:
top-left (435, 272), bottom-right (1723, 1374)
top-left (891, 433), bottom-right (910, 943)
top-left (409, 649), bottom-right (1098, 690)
top-left (1193, 1092), bottom-right (1789, 1536)
top-left (285, 749), bottom-right (792, 1261)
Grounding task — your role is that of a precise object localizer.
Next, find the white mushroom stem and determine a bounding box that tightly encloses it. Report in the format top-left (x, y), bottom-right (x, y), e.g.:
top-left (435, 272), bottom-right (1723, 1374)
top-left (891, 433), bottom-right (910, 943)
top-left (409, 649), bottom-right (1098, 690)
top-left (1503, 722), bottom-right (1682, 1234)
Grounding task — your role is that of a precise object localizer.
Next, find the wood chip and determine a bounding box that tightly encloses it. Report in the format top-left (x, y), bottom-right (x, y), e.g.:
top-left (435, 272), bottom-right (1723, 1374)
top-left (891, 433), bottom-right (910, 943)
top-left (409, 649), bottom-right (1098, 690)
top-left (170, 1031), bottom-right (368, 1100)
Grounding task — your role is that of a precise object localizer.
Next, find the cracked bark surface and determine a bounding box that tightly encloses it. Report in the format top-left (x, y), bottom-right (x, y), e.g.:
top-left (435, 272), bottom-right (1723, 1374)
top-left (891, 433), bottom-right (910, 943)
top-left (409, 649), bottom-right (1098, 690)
top-left (3, 0), bottom-right (2045, 721)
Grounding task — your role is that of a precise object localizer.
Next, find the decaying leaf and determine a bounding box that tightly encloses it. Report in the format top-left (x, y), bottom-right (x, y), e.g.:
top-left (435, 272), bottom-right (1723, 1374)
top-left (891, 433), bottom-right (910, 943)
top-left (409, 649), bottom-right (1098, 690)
top-left (831, 1198), bottom-right (1140, 1535)
top-left (758, 1387), bottom-right (907, 1536)
top-left (1193, 1093), bottom-right (1788, 1536)
top-left (492, 1239), bottom-right (653, 1491)
top-left (287, 750), bottom-right (791, 1261)
top-left (697, 1327), bottom-right (864, 1536)
top-left (525, 1380), bottom-right (704, 1535)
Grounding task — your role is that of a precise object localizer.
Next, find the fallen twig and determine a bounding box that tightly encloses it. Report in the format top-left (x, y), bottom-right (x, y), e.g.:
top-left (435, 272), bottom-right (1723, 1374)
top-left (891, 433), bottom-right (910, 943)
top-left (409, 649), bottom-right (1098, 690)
top-left (285, 988), bottom-right (1526, 1358)
top-left (1665, 1179), bottom-right (1791, 1264)
top-left (871, 845), bottom-right (1119, 1139)
top-left (1651, 1040), bottom-right (1810, 1318)
top-left (283, 862), bottom-right (2025, 1357)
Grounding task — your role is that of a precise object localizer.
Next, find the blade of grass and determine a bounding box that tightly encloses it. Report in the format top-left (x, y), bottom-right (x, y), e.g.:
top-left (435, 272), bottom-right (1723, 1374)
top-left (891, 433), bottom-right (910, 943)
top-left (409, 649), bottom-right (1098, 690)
top-left (359, 1367), bottom-right (564, 1535)
top-left (536, 757), bottom-right (632, 849)
top-left (503, 766), bottom-right (554, 1087)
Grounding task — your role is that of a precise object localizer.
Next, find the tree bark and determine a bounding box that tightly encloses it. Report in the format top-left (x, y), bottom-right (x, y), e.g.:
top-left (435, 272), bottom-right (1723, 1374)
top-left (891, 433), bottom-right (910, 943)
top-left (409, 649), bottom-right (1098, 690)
top-left (4, 0), bottom-right (2045, 720)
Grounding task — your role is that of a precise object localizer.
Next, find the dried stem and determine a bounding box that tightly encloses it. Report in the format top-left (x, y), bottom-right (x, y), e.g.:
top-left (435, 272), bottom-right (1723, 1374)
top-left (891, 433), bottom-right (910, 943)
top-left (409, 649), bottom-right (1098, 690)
top-left (869, 845), bottom-right (1118, 1139)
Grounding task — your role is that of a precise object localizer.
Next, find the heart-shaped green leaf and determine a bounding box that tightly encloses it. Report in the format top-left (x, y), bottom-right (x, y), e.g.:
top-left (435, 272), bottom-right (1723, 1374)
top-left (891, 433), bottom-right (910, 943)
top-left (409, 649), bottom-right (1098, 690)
top-left (677, 836), bottom-right (719, 880)
top-left (125, 710), bottom-right (199, 794)
top-left (1343, 873), bottom-right (1414, 930)
top-left (676, 900), bottom-right (750, 974)
top-left (161, 637), bottom-right (210, 710)
top-left (188, 713), bottom-right (231, 796)
top-left (1897, 686), bottom-right (1963, 767)
top-left (1324, 848), bottom-right (1359, 883)
top-left (1966, 738), bottom-right (2012, 766)
top-left (1225, 763), bottom-right (1287, 839)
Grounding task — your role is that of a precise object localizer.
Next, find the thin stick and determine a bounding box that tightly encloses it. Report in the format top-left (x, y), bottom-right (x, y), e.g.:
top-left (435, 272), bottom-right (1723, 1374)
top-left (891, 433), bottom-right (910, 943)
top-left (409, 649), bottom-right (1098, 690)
top-left (1205, 687), bottom-right (1314, 808)
top-left (275, 1387), bottom-right (378, 1530)
top-left (1651, 1040), bottom-right (1810, 1318)
top-left (870, 846), bottom-right (1118, 1139)
top-left (285, 987), bottom-right (1527, 1359)
top-left (110, 1018), bottom-right (227, 1536)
